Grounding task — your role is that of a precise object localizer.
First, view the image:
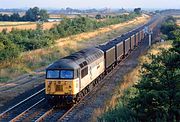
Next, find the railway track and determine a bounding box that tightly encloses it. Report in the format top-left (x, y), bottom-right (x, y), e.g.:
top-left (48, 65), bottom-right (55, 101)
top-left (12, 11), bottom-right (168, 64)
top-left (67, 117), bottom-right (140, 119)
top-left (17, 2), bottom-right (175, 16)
top-left (35, 107), bottom-right (67, 122)
top-left (0, 88), bottom-right (45, 122)
top-left (0, 74), bottom-right (45, 92)
top-left (34, 85), bottom-right (93, 122)
top-left (10, 98), bottom-right (45, 122)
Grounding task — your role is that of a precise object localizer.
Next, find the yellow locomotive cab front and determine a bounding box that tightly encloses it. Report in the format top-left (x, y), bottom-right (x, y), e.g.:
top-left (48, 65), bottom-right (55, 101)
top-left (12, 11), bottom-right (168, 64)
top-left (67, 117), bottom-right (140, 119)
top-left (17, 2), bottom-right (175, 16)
top-left (45, 69), bottom-right (80, 104)
top-left (45, 78), bottom-right (79, 95)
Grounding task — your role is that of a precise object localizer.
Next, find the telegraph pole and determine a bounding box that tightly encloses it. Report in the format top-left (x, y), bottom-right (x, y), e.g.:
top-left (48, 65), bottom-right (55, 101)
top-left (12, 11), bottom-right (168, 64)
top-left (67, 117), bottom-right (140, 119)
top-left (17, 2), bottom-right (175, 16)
top-left (144, 26), bottom-right (153, 47)
top-left (148, 30), bottom-right (153, 47)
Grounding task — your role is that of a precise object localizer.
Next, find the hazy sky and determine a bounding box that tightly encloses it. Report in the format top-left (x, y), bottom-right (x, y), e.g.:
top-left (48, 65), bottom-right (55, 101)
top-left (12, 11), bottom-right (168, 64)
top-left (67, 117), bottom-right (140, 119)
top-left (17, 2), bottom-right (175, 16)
top-left (0, 0), bottom-right (180, 9)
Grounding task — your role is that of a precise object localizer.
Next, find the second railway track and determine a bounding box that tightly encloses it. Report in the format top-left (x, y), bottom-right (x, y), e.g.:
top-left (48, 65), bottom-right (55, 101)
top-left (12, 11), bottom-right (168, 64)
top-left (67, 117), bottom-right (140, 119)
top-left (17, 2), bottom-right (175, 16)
top-left (0, 88), bottom-right (45, 122)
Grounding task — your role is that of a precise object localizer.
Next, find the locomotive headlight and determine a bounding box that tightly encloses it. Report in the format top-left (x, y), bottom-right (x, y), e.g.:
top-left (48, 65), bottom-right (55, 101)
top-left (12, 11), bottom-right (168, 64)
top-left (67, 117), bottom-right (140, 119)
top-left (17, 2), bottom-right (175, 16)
top-left (69, 85), bottom-right (72, 91)
top-left (48, 81), bottom-right (50, 83)
top-left (47, 81), bottom-right (51, 85)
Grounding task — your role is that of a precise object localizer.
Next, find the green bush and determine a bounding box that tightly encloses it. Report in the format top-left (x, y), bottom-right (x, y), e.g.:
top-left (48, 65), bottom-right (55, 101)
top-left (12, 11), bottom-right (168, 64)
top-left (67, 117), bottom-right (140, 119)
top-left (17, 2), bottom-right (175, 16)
top-left (0, 77), bottom-right (11, 82)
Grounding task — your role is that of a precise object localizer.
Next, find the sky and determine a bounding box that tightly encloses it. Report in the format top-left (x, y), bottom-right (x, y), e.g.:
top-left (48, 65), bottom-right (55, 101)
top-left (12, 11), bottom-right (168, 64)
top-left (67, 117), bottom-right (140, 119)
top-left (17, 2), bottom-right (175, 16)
top-left (0, 0), bottom-right (180, 9)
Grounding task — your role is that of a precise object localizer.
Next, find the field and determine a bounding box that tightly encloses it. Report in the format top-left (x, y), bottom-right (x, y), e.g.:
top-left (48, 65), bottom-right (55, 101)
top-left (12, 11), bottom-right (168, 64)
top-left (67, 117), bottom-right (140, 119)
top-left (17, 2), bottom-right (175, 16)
top-left (176, 19), bottom-right (180, 26)
top-left (0, 21), bottom-right (60, 32)
top-left (173, 15), bottom-right (180, 19)
top-left (173, 15), bottom-right (180, 26)
top-left (0, 21), bottom-right (32, 26)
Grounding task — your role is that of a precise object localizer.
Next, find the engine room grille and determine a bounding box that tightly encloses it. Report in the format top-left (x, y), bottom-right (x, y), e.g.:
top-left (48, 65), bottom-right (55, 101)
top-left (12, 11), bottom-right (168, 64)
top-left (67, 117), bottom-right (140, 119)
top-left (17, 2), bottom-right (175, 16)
top-left (56, 85), bottom-right (63, 92)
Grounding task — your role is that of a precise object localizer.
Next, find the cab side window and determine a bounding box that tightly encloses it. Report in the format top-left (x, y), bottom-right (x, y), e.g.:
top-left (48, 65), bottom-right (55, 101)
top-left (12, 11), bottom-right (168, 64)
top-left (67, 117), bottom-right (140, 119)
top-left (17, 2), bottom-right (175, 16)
top-left (81, 67), bottom-right (88, 78)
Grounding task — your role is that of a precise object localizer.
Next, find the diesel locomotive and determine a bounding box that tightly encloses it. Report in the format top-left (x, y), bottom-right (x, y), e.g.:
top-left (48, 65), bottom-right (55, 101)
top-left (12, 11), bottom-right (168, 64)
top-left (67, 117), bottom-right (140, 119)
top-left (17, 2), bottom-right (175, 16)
top-left (45, 15), bottom-right (161, 104)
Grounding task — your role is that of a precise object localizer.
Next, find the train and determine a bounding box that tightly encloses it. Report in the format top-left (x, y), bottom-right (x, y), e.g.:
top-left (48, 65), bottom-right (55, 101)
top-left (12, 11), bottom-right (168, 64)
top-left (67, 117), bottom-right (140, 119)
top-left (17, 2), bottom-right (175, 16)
top-left (45, 15), bottom-right (161, 104)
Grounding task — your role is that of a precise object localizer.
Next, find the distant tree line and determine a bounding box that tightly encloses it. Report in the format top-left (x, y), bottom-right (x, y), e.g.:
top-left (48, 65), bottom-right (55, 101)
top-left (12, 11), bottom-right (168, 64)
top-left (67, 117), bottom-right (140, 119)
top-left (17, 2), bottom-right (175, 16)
top-left (0, 12), bottom-right (140, 62)
top-left (0, 7), bottom-right (49, 22)
top-left (48, 7), bottom-right (126, 14)
top-left (99, 16), bottom-right (180, 122)
top-left (134, 8), bottom-right (141, 14)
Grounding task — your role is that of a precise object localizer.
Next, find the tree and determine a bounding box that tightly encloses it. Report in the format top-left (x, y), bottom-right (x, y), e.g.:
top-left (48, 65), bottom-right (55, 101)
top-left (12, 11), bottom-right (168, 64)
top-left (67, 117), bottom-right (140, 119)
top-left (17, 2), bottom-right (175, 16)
top-left (39, 9), bottom-right (49, 21)
top-left (23, 7), bottom-right (49, 22)
top-left (129, 50), bottom-right (180, 121)
top-left (134, 8), bottom-right (141, 14)
top-left (0, 14), bottom-right (3, 21)
top-left (0, 7), bottom-right (48, 22)
top-left (172, 29), bottom-right (180, 53)
top-left (24, 7), bottom-right (40, 21)
top-left (10, 13), bottom-right (21, 21)
top-left (95, 14), bottom-right (102, 19)
top-left (160, 22), bottom-right (177, 39)
top-left (160, 16), bottom-right (177, 39)
top-left (0, 34), bottom-right (21, 61)
top-left (0, 41), bottom-right (5, 51)
top-left (2, 14), bottom-right (10, 21)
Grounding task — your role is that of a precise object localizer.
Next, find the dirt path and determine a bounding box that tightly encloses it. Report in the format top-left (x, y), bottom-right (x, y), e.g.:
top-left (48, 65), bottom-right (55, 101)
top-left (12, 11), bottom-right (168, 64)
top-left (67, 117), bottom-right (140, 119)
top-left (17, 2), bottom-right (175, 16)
top-left (64, 36), bottom-right (150, 122)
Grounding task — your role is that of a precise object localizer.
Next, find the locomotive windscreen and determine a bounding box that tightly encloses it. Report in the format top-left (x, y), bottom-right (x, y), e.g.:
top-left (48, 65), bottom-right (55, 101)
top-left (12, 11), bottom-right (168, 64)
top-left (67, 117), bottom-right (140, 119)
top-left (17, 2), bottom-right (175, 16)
top-left (46, 70), bottom-right (74, 79)
top-left (46, 70), bottom-right (60, 78)
top-left (60, 70), bottom-right (74, 79)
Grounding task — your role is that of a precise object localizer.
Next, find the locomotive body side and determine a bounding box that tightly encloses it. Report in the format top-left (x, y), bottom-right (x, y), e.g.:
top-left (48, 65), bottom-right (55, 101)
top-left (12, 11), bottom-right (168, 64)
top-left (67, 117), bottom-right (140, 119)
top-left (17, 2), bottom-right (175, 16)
top-left (80, 54), bottom-right (105, 90)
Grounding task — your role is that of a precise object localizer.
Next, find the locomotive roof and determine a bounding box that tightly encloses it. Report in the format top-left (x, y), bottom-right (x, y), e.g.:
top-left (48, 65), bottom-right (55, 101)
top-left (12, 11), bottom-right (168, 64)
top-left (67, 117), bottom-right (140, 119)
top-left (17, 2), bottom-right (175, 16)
top-left (47, 58), bottom-right (80, 69)
top-left (47, 47), bottom-right (104, 70)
